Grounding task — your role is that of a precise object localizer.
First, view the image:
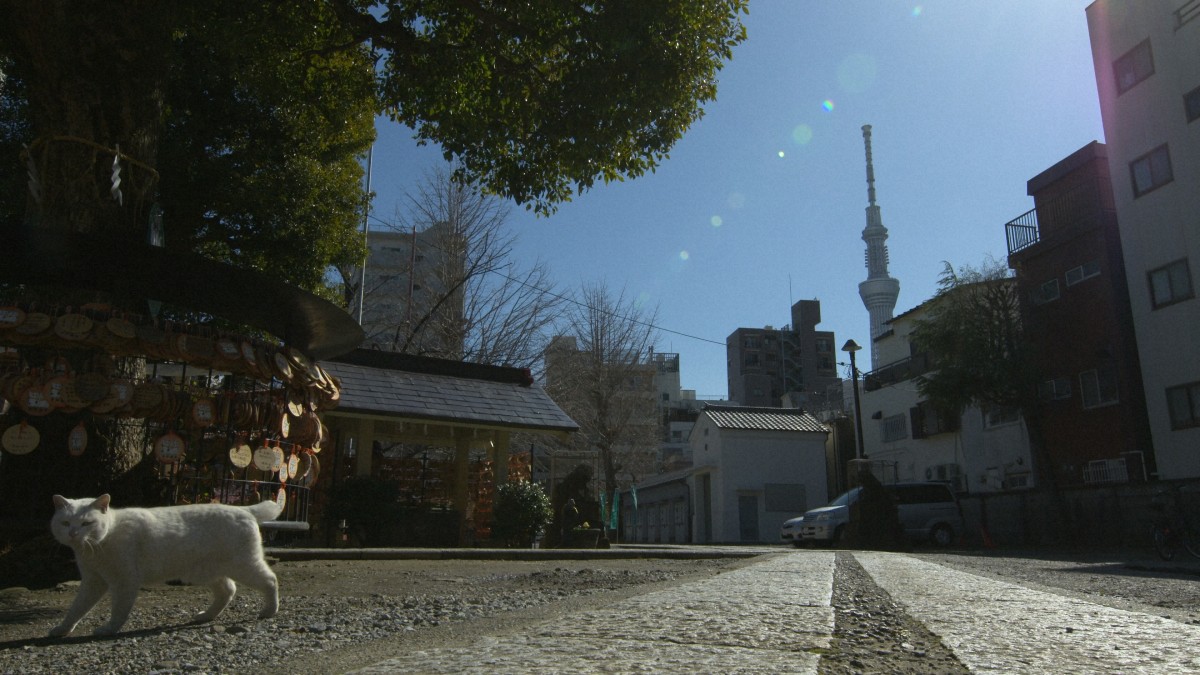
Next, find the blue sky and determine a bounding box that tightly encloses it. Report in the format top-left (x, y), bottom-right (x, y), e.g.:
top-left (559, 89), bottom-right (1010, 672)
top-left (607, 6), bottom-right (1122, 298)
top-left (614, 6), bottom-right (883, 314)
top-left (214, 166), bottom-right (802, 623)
top-left (367, 1), bottom-right (1105, 399)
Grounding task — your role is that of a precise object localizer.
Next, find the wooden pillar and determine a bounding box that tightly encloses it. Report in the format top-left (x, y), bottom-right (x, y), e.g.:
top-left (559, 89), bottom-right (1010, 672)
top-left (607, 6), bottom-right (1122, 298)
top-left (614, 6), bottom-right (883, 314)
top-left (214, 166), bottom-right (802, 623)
top-left (354, 418), bottom-right (375, 477)
top-left (454, 429), bottom-right (471, 546)
top-left (492, 430), bottom-right (510, 486)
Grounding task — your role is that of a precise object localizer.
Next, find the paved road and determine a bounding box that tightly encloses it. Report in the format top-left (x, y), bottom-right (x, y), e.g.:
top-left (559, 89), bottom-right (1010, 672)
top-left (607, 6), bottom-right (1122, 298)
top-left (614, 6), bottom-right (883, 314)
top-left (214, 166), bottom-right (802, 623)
top-left (352, 550), bottom-right (1200, 674)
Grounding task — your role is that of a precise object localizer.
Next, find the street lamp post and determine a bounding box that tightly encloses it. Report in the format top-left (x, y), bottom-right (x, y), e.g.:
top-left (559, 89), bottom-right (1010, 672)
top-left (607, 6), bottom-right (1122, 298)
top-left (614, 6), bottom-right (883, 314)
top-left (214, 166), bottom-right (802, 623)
top-left (842, 339), bottom-right (866, 460)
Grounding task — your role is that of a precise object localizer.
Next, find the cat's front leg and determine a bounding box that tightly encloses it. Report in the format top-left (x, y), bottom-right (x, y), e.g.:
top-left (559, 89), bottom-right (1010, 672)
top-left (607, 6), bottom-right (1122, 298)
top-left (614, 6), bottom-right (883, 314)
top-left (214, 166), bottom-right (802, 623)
top-left (49, 573), bottom-right (108, 637)
top-left (93, 583), bottom-right (138, 636)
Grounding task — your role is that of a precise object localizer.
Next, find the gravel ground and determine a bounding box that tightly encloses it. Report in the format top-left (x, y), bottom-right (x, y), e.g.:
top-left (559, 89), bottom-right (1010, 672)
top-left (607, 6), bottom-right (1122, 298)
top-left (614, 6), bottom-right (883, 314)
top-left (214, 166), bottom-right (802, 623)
top-left (0, 556), bottom-right (745, 674)
top-left (3, 547), bottom-right (1199, 674)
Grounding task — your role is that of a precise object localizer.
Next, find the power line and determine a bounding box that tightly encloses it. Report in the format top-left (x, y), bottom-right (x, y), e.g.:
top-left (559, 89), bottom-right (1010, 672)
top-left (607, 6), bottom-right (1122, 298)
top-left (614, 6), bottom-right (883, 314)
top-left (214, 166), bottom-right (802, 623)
top-left (489, 266), bottom-right (727, 347)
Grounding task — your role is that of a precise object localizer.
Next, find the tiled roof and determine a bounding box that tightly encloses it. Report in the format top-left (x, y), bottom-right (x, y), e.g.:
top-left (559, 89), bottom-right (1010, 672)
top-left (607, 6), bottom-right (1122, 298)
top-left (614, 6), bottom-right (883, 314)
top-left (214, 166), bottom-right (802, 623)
top-left (321, 351), bottom-right (578, 433)
top-left (701, 405), bottom-right (827, 433)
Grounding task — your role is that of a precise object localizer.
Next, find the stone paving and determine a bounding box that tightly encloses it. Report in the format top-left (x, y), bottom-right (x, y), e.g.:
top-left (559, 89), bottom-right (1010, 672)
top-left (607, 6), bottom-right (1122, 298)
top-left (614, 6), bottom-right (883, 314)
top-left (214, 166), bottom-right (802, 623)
top-left (352, 550), bottom-right (1200, 674)
top-left (857, 552), bottom-right (1200, 674)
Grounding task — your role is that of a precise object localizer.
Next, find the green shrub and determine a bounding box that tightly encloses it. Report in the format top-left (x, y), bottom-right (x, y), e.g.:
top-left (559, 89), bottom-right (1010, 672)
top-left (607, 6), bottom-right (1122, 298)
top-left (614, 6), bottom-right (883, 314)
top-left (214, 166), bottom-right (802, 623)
top-left (491, 480), bottom-right (553, 548)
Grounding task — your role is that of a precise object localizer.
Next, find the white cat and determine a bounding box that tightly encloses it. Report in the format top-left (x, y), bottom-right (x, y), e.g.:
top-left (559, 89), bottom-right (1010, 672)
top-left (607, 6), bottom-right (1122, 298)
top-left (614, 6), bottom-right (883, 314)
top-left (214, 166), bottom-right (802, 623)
top-left (49, 494), bottom-right (282, 637)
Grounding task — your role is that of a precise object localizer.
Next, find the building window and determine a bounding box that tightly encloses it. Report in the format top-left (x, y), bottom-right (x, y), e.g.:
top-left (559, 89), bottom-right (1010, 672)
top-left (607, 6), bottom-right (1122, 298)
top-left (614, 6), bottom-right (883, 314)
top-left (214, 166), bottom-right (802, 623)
top-left (982, 406), bottom-right (1020, 428)
top-left (1148, 258), bottom-right (1194, 309)
top-left (1113, 38), bottom-right (1154, 95)
top-left (1130, 144), bottom-right (1173, 197)
top-left (1080, 366), bottom-right (1119, 409)
top-left (1166, 382), bottom-right (1200, 430)
top-left (1186, 85), bottom-right (1200, 123)
top-left (910, 401), bottom-right (959, 439)
top-left (815, 338), bottom-right (831, 352)
top-left (744, 354), bottom-right (760, 367)
top-left (1030, 279), bottom-right (1060, 305)
top-left (1039, 378), bottom-right (1073, 401)
top-left (881, 414), bottom-right (908, 442)
top-left (1065, 260), bottom-right (1101, 287)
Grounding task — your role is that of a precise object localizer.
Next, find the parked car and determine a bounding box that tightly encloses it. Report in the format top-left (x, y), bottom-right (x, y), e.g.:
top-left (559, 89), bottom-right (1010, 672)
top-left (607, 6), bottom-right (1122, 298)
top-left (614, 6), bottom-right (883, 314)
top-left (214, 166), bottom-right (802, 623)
top-left (779, 515), bottom-right (806, 547)
top-left (797, 482), bottom-right (963, 547)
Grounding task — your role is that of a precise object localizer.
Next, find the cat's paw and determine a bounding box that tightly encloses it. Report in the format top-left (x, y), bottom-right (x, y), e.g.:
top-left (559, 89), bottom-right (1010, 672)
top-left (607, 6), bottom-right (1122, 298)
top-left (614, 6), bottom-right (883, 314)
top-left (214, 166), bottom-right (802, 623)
top-left (256, 606), bottom-right (277, 620)
top-left (48, 623), bottom-right (74, 637)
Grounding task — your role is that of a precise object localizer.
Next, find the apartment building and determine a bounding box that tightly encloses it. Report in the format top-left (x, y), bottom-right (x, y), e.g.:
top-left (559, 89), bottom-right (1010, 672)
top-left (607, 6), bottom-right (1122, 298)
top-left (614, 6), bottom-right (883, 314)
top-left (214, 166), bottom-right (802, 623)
top-left (862, 298), bottom-right (1035, 493)
top-left (358, 223), bottom-right (464, 357)
top-left (1004, 141), bottom-right (1154, 485)
top-left (1087, 0), bottom-right (1200, 478)
top-left (726, 299), bottom-right (839, 409)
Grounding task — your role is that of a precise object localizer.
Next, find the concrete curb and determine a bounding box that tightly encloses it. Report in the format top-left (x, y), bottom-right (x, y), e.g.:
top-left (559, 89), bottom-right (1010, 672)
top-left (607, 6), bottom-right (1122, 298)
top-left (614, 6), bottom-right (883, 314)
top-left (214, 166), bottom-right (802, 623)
top-left (265, 545), bottom-right (774, 562)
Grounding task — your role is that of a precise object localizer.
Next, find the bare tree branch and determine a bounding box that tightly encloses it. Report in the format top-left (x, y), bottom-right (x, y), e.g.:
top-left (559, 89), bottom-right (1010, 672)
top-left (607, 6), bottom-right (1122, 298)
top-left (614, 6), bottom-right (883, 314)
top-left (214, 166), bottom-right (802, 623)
top-left (357, 164), bottom-right (564, 370)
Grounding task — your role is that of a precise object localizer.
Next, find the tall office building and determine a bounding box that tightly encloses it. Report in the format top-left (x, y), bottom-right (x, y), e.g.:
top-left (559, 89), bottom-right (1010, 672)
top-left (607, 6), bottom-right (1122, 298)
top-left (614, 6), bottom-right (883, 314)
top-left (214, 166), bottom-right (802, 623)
top-left (358, 223), bottom-right (465, 357)
top-left (857, 125), bottom-right (901, 370)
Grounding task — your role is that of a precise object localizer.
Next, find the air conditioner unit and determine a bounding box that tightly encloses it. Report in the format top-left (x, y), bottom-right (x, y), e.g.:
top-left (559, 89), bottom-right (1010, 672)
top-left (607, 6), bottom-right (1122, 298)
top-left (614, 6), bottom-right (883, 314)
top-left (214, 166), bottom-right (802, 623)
top-left (934, 463), bottom-right (961, 481)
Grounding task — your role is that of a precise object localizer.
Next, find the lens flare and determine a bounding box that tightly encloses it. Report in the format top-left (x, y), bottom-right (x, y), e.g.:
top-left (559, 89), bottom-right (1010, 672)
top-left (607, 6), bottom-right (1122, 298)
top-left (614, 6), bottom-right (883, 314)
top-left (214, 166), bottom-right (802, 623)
top-left (778, 150), bottom-right (786, 158)
top-left (791, 124), bottom-right (814, 145)
top-left (912, 6), bottom-right (923, 17)
top-left (710, 215), bottom-right (723, 228)
top-left (822, 100), bottom-right (835, 112)
top-left (679, 250), bottom-right (689, 261)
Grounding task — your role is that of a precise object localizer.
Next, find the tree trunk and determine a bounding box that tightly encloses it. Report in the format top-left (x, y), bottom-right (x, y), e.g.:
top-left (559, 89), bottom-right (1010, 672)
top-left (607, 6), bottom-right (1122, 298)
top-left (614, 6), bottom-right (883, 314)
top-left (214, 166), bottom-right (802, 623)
top-left (5, 1), bottom-right (170, 234)
top-left (0, 3), bottom-right (174, 529)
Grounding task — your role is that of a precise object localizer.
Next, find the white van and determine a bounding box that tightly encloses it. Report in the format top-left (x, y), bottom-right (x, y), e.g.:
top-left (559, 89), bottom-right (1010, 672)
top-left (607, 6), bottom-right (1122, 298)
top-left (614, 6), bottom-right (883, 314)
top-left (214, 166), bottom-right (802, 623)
top-left (797, 482), bottom-right (963, 547)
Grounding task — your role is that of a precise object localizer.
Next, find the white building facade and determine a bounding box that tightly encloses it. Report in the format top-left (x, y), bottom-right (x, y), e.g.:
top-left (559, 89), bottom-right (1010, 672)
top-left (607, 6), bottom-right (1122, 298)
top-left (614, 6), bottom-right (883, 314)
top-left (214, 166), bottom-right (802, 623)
top-left (1087, 0), bottom-right (1200, 478)
top-left (687, 406), bottom-right (829, 543)
top-left (861, 302), bottom-right (1034, 493)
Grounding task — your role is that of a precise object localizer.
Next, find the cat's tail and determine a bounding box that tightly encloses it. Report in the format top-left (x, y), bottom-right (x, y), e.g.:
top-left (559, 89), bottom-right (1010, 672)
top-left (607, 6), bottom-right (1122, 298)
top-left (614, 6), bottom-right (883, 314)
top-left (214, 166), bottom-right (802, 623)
top-left (244, 499), bottom-right (283, 523)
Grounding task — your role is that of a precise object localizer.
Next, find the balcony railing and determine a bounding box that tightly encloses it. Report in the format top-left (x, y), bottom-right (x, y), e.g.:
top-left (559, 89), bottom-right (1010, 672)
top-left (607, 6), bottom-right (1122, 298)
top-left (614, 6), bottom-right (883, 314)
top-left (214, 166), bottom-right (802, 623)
top-left (1006, 179), bottom-right (1109, 257)
top-left (864, 353), bottom-right (931, 391)
top-left (1005, 208), bottom-right (1040, 256)
top-left (1177, 0), bottom-right (1200, 30)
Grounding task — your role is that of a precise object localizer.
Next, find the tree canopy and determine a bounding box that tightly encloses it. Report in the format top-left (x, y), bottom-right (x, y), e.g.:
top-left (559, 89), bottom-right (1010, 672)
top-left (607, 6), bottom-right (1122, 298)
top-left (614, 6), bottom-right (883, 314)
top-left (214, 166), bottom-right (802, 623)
top-left (910, 259), bottom-right (1034, 416)
top-left (0, 2), bottom-right (750, 286)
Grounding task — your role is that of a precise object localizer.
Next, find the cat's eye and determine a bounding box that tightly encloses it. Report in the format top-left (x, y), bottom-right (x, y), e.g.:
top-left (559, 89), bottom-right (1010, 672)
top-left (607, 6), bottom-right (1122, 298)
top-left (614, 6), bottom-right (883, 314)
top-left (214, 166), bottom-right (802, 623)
top-left (61, 521), bottom-right (70, 526)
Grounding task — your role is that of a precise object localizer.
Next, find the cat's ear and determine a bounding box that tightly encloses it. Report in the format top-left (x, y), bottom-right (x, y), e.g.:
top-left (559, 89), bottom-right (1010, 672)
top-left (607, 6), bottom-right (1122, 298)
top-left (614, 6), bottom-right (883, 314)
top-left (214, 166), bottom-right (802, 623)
top-left (52, 495), bottom-right (68, 510)
top-left (94, 494), bottom-right (111, 513)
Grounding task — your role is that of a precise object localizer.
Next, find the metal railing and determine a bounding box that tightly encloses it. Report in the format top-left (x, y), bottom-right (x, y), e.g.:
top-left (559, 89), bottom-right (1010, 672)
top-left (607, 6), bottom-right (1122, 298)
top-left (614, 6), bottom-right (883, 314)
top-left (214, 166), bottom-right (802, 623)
top-left (174, 477), bottom-right (311, 525)
top-left (863, 353), bottom-right (931, 391)
top-left (1005, 208), bottom-right (1040, 255)
top-left (1082, 458), bottom-right (1128, 485)
top-left (1177, 0), bottom-right (1200, 30)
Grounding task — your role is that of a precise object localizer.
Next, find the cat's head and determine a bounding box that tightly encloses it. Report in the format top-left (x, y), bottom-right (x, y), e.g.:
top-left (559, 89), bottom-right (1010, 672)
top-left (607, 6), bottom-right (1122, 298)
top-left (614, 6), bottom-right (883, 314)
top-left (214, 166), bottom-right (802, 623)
top-left (50, 494), bottom-right (113, 550)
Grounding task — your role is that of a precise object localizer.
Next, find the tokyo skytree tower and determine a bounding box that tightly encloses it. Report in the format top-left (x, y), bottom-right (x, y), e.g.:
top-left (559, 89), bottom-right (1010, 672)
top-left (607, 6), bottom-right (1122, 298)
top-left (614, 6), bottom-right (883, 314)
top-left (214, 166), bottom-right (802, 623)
top-left (857, 124), bottom-right (900, 370)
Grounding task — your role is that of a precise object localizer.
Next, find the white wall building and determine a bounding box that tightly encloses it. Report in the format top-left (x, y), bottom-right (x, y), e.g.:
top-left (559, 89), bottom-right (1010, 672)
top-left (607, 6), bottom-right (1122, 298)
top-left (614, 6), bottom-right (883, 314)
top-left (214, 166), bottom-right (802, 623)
top-left (687, 405), bottom-right (829, 543)
top-left (862, 301), bottom-right (1034, 493)
top-left (1087, 0), bottom-right (1200, 478)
